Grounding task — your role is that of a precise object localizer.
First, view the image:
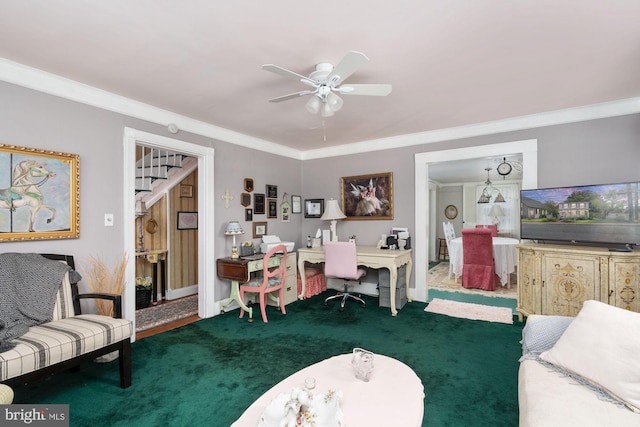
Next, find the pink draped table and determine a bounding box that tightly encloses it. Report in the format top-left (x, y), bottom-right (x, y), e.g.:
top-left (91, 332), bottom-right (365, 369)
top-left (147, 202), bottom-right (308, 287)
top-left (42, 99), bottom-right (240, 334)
top-left (231, 353), bottom-right (425, 426)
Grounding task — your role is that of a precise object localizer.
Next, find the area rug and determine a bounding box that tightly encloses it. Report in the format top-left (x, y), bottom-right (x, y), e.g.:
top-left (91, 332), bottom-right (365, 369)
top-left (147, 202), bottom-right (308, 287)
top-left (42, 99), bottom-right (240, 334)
top-left (428, 262), bottom-right (517, 298)
top-left (135, 294), bottom-right (198, 332)
top-left (425, 298), bottom-right (514, 324)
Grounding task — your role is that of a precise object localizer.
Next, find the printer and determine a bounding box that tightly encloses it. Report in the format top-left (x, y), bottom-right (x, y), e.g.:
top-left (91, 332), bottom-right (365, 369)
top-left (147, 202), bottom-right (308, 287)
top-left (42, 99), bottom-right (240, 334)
top-left (260, 235), bottom-right (295, 254)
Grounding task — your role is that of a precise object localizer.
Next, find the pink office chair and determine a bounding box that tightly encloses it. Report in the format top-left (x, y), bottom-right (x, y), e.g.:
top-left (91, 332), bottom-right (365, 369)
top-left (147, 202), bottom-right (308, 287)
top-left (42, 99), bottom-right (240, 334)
top-left (239, 244), bottom-right (287, 323)
top-left (461, 228), bottom-right (498, 291)
top-left (475, 224), bottom-right (498, 237)
top-left (323, 241), bottom-right (367, 311)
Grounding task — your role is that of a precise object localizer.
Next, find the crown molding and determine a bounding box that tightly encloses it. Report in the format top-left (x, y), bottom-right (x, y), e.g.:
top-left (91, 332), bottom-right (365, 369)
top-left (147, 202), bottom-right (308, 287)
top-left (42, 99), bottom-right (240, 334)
top-left (301, 98), bottom-right (640, 160)
top-left (0, 58), bottom-right (301, 160)
top-left (1, 58), bottom-right (639, 161)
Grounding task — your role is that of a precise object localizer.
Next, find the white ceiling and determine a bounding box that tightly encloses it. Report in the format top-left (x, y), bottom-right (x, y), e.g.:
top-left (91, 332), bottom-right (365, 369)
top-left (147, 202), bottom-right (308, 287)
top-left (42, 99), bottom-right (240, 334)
top-left (1, 0), bottom-right (639, 163)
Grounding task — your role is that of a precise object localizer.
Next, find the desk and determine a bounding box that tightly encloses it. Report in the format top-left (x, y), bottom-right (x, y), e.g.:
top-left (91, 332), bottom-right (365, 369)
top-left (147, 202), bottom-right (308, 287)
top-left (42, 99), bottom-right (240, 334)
top-left (135, 249), bottom-right (167, 305)
top-left (217, 254), bottom-right (282, 321)
top-left (448, 237), bottom-right (519, 287)
top-left (297, 246), bottom-right (413, 316)
top-left (231, 353), bottom-right (424, 427)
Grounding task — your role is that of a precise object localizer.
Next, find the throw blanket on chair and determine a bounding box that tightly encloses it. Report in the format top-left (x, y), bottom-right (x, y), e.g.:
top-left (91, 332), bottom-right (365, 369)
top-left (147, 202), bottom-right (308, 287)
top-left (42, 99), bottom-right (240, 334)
top-left (0, 253), bottom-right (81, 351)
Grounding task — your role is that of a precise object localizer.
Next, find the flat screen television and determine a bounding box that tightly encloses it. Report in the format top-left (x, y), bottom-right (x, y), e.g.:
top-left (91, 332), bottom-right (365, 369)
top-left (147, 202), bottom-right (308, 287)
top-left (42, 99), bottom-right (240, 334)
top-left (521, 181), bottom-right (640, 249)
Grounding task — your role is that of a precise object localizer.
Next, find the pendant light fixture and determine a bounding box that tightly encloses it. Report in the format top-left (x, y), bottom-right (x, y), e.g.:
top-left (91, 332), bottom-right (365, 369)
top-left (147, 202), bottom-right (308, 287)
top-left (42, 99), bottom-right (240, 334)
top-left (477, 168), bottom-right (505, 204)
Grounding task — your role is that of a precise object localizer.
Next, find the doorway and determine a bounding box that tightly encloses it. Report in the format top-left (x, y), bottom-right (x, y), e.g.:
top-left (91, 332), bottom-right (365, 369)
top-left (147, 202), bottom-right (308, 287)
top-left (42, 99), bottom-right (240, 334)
top-left (413, 139), bottom-right (539, 303)
top-left (123, 128), bottom-right (216, 337)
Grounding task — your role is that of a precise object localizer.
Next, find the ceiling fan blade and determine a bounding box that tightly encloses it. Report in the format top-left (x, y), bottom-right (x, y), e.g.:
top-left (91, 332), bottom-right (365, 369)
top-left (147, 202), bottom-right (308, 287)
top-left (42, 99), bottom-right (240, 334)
top-left (338, 84), bottom-right (392, 96)
top-left (262, 64), bottom-right (316, 86)
top-left (268, 90), bottom-right (315, 103)
top-left (326, 51), bottom-right (369, 86)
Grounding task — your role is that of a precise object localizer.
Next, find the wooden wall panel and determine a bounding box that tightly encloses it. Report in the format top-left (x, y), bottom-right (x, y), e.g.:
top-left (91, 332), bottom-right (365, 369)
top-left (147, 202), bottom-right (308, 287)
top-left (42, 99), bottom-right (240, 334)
top-left (134, 169), bottom-right (198, 294)
top-left (169, 171), bottom-right (198, 290)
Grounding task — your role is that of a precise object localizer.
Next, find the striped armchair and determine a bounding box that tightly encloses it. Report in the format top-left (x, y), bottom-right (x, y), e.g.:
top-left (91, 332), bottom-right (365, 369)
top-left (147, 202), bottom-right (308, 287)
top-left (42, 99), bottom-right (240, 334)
top-left (0, 254), bottom-right (133, 389)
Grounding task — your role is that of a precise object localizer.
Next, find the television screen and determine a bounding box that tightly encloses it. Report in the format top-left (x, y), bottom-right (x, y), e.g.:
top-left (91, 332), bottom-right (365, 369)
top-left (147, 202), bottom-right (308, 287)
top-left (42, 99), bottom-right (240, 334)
top-left (521, 182), bottom-right (640, 247)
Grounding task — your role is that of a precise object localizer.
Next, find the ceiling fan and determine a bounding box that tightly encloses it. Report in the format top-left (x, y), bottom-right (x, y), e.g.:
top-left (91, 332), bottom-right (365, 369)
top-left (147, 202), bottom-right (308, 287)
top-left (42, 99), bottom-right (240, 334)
top-left (262, 51), bottom-right (392, 117)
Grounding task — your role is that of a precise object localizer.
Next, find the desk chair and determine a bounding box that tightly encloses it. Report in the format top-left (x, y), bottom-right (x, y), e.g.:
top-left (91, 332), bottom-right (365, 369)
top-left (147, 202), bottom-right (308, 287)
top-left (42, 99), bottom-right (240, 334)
top-left (323, 241), bottom-right (367, 311)
top-left (461, 228), bottom-right (498, 291)
top-left (239, 244), bottom-right (287, 322)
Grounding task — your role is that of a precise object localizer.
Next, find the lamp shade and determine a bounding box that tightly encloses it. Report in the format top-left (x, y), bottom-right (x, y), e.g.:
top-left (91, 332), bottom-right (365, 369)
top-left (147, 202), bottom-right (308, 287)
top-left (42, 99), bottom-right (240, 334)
top-left (488, 204), bottom-right (505, 217)
top-left (224, 221), bottom-right (244, 235)
top-left (135, 199), bottom-right (148, 217)
top-left (306, 95), bottom-right (321, 114)
top-left (320, 199), bottom-right (346, 220)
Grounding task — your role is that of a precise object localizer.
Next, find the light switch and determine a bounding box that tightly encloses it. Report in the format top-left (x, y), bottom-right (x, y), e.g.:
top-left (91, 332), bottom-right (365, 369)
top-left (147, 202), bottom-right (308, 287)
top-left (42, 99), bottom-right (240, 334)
top-left (104, 213), bottom-right (114, 227)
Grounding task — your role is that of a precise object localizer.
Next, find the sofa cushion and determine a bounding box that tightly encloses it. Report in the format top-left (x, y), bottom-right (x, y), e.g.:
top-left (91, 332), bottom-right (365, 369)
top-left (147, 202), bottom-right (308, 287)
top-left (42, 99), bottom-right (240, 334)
top-left (0, 314), bottom-right (132, 381)
top-left (539, 300), bottom-right (640, 413)
top-left (51, 271), bottom-right (75, 321)
top-left (520, 314), bottom-right (573, 359)
top-left (519, 359), bottom-right (640, 427)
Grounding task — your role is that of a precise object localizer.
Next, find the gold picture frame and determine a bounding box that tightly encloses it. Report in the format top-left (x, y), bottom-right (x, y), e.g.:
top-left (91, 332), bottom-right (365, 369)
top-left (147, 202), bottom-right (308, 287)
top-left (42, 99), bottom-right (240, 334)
top-left (0, 143), bottom-right (80, 241)
top-left (253, 221), bottom-right (267, 238)
top-left (180, 184), bottom-right (193, 198)
top-left (341, 172), bottom-right (393, 220)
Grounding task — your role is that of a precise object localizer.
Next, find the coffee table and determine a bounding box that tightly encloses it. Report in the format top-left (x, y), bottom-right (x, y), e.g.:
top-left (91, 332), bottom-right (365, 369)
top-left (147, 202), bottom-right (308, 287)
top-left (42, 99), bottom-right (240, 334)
top-left (231, 353), bottom-right (424, 426)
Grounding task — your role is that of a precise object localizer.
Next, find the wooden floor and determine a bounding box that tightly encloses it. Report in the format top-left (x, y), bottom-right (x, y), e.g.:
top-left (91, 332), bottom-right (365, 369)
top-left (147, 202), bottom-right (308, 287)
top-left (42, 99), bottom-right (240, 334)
top-left (135, 314), bottom-right (200, 340)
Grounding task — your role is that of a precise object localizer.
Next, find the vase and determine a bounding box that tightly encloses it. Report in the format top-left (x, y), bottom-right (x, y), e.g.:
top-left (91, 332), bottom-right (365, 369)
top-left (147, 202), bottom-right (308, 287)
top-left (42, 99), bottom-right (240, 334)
top-left (136, 288), bottom-right (152, 309)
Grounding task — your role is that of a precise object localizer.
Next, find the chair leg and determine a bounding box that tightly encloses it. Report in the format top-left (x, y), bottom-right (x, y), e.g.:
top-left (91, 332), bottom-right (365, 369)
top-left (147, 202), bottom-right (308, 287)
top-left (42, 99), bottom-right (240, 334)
top-left (259, 293), bottom-right (268, 323)
top-left (279, 288), bottom-right (286, 315)
top-left (324, 282), bottom-right (366, 311)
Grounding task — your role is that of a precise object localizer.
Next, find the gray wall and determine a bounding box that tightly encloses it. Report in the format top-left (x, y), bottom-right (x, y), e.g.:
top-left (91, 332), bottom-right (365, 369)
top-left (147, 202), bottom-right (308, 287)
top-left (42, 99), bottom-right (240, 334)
top-left (0, 81), bottom-right (302, 299)
top-left (300, 114), bottom-right (640, 290)
top-left (2, 79), bottom-right (639, 300)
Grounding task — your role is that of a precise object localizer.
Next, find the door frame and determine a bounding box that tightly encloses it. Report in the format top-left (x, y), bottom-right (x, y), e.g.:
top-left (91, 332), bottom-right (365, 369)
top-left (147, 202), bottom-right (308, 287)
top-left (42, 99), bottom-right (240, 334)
top-left (413, 139), bottom-right (538, 303)
top-left (123, 128), bottom-right (216, 336)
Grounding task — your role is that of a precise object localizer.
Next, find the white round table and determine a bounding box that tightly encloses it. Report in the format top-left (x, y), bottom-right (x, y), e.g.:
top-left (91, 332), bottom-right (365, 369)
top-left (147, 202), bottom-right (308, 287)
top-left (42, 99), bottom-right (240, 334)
top-left (448, 236), bottom-right (519, 286)
top-left (231, 353), bottom-right (425, 426)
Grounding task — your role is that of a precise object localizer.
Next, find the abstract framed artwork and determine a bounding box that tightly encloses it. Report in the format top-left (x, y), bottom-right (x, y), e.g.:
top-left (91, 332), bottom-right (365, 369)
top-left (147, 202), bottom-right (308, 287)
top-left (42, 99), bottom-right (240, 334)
top-left (0, 143), bottom-right (80, 241)
top-left (177, 211), bottom-right (198, 230)
top-left (341, 172), bottom-right (394, 220)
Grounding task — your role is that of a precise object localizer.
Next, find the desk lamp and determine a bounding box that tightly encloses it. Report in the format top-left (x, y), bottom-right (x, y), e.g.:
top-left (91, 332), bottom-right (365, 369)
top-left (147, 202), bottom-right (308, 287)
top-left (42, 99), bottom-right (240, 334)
top-left (135, 198), bottom-right (149, 253)
top-left (488, 204), bottom-right (506, 232)
top-left (320, 199), bottom-right (346, 242)
top-left (225, 221), bottom-right (244, 258)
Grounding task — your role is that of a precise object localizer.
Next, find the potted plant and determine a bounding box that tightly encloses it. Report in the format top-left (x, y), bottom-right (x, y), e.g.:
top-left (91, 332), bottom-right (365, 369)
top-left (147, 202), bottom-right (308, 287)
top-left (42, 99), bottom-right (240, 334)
top-left (135, 276), bottom-right (152, 310)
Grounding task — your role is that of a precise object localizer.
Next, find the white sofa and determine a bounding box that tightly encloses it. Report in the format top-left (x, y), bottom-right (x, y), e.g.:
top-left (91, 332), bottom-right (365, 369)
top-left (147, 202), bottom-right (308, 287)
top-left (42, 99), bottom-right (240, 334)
top-left (518, 302), bottom-right (640, 427)
top-left (0, 253), bottom-right (133, 390)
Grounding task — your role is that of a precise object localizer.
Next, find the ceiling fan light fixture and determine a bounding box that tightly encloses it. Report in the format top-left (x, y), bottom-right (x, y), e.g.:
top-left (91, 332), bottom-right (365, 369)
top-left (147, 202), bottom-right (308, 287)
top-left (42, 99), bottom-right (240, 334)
top-left (305, 95), bottom-right (321, 114)
top-left (326, 91), bottom-right (343, 112)
top-left (320, 102), bottom-right (334, 117)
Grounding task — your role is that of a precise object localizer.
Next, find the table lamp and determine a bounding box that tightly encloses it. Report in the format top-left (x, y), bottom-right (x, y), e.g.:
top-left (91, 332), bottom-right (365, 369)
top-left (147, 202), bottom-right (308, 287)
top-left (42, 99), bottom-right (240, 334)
top-left (320, 199), bottom-right (346, 242)
top-left (135, 198), bottom-right (149, 253)
top-left (488, 204), bottom-right (506, 232)
top-left (225, 221), bottom-right (244, 258)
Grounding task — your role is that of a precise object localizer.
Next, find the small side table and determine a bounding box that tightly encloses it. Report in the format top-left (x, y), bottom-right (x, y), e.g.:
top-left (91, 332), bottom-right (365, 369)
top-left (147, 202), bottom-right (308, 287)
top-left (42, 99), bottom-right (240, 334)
top-left (135, 249), bottom-right (168, 305)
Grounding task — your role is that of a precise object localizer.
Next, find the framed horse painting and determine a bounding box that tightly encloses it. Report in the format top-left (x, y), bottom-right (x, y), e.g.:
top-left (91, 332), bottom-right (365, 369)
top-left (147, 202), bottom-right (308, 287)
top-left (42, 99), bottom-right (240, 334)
top-left (0, 143), bottom-right (80, 241)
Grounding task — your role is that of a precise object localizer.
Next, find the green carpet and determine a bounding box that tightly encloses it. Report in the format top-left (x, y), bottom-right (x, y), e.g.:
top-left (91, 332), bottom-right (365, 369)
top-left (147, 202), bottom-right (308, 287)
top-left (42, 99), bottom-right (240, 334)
top-left (12, 292), bottom-right (524, 427)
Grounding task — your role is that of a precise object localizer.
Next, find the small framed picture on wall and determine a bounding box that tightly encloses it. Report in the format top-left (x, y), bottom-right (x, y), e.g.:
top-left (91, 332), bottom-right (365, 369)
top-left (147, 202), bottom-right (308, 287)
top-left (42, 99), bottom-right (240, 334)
top-left (267, 199), bottom-right (277, 218)
top-left (245, 208), bottom-right (253, 221)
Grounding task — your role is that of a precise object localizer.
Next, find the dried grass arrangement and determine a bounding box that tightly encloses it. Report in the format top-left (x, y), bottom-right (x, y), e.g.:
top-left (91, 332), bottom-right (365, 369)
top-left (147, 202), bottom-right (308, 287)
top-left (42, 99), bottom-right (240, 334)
top-left (81, 253), bottom-right (129, 316)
